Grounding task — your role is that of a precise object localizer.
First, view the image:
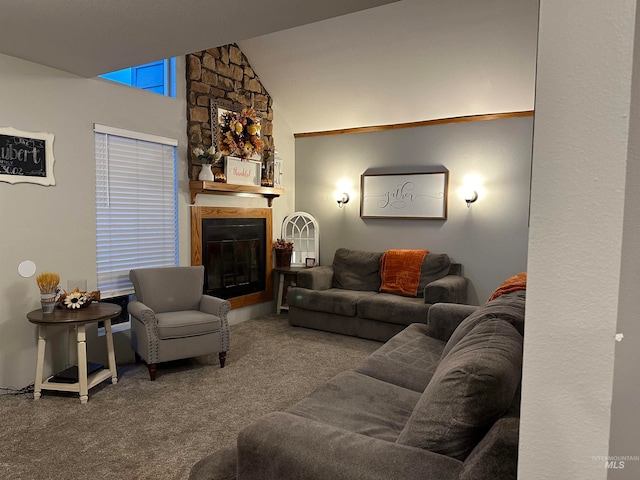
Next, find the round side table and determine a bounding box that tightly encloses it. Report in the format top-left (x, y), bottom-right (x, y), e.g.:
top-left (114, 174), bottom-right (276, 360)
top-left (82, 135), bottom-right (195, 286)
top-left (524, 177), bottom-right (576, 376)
top-left (27, 302), bottom-right (121, 404)
top-left (274, 266), bottom-right (309, 314)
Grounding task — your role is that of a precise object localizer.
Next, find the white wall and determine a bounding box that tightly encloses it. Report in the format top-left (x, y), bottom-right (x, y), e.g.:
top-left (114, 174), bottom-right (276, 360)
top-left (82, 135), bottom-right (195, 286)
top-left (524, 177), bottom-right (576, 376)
top-left (240, 0), bottom-right (539, 134)
top-left (0, 53), bottom-right (185, 388)
top-left (608, 2), bottom-right (640, 474)
top-left (0, 53), bottom-right (295, 389)
top-left (520, 1), bottom-right (639, 478)
top-left (294, 115), bottom-right (533, 304)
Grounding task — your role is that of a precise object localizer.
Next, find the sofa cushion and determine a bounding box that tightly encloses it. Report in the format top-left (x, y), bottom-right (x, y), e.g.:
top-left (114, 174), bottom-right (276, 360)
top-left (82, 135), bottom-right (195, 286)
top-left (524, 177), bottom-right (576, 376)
top-left (287, 371), bottom-right (421, 442)
top-left (440, 290), bottom-right (525, 359)
top-left (355, 323), bottom-right (445, 392)
top-left (396, 319), bottom-right (523, 461)
top-left (287, 288), bottom-right (377, 317)
top-left (458, 416), bottom-right (520, 480)
top-left (417, 253), bottom-right (451, 297)
top-left (332, 248), bottom-right (383, 291)
top-left (155, 311), bottom-right (221, 339)
top-left (357, 293), bottom-right (430, 326)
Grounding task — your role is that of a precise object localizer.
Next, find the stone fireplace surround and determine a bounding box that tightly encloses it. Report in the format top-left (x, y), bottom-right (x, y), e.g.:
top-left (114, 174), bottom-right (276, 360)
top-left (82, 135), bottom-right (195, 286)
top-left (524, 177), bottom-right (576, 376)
top-left (191, 206), bottom-right (273, 309)
top-left (187, 44), bottom-right (274, 182)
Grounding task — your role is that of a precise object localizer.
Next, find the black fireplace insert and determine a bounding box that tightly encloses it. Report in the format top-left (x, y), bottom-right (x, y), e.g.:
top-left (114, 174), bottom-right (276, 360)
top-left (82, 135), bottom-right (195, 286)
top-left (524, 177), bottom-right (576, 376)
top-left (201, 217), bottom-right (266, 299)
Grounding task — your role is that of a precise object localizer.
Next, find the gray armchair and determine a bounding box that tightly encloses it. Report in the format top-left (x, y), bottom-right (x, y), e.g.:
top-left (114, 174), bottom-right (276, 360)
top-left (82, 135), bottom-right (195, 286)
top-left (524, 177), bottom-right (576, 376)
top-left (128, 266), bottom-right (231, 381)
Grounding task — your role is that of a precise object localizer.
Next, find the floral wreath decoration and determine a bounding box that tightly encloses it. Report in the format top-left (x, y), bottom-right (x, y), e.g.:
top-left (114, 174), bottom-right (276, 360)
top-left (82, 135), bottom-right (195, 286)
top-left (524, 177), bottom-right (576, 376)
top-left (219, 107), bottom-right (263, 160)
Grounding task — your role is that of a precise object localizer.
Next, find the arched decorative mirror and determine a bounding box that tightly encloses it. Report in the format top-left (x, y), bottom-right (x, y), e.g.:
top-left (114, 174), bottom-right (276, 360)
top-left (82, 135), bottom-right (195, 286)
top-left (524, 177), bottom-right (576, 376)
top-left (281, 212), bottom-right (320, 267)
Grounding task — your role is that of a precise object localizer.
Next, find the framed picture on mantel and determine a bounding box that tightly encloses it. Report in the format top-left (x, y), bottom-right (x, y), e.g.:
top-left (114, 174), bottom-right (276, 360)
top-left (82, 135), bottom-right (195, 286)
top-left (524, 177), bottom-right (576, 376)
top-left (360, 171), bottom-right (448, 220)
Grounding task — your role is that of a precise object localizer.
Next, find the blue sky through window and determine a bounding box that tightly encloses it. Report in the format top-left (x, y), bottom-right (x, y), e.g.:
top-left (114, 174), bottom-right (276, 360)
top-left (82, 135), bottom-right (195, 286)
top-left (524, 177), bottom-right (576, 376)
top-left (100, 58), bottom-right (176, 97)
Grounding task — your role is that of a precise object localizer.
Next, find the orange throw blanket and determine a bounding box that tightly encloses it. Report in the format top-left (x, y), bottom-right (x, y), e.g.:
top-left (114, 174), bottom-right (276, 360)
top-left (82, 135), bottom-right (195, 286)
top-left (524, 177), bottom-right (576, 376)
top-left (379, 249), bottom-right (428, 297)
top-left (487, 272), bottom-right (527, 302)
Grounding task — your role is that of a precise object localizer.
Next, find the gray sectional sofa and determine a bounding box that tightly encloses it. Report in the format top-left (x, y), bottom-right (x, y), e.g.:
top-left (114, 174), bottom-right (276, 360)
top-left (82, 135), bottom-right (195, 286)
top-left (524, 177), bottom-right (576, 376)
top-left (190, 290), bottom-right (526, 480)
top-left (287, 248), bottom-right (468, 341)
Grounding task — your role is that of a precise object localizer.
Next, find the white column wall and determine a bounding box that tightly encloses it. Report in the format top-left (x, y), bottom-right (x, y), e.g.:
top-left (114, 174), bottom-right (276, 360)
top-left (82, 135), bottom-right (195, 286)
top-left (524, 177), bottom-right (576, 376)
top-left (520, 1), bottom-right (637, 479)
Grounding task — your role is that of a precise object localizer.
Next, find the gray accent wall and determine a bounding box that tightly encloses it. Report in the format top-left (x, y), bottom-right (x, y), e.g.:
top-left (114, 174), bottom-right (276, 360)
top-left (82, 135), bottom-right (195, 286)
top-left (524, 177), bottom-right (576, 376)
top-left (294, 115), bottom-right (533, 304)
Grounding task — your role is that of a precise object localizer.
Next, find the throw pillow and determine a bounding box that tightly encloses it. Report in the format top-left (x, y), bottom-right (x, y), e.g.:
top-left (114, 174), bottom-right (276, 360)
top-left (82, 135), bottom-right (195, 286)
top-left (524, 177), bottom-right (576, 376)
top-left (396, 318), bottom-right (523, 461)
top-left (332, 248), bottom-right (383, 291)
top-left (379, 249), bottom-right (428, 297)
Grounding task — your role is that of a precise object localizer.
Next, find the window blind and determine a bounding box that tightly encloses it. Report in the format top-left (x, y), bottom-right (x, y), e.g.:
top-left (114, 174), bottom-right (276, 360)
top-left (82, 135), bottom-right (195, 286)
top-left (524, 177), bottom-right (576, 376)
top-left (94, 124), bottom-right (178, 298)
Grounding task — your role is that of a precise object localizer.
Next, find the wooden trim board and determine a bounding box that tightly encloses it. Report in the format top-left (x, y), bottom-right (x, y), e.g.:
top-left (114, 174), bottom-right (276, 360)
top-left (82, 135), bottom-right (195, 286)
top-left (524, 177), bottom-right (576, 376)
top-left (294, 111), bottom-right (534, 138)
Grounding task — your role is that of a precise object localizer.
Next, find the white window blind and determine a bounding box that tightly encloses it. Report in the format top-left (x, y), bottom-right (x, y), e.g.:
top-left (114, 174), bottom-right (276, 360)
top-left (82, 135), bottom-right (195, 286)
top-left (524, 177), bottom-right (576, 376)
top-left (94, 124), bottom-right (178, 298)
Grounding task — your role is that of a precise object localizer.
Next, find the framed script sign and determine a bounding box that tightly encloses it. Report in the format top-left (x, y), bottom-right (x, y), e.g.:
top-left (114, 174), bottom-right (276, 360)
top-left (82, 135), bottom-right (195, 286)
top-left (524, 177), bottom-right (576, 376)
top-left (0, 127), bottom-right (55, 185)
top-left (360, 171), bottom-right (448, 219)
top-left (225, 157), bottom-right (262, 186)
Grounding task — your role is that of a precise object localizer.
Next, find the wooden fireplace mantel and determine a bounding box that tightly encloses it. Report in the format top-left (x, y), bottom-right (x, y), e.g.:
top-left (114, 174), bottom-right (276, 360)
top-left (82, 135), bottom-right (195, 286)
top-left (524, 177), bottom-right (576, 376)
top-left (189, 181), bottom-right (284, 206)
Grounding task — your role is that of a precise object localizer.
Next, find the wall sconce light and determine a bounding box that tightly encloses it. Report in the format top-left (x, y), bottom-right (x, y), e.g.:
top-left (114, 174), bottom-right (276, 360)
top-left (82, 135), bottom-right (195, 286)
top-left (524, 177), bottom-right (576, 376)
top-left (464, 190), bottom-right (478, 208)
top-left (460, 174), bottom-right (483, 208)
top-left (335, 192), bottom-right (350, 208)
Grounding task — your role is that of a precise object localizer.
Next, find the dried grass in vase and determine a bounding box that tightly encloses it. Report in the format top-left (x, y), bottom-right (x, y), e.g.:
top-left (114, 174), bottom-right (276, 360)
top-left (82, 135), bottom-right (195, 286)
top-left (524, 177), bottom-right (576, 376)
top-left (36, 272), bottom-right (60, 294)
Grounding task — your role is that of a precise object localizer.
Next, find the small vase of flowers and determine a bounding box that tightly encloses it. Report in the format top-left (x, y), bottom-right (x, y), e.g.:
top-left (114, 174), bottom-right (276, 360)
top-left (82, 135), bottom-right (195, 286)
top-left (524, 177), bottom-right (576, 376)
top-left (193, 145), bottom-right (222, 181)
top-left (274, 238), bottom-right (294, 267)
top-left (192, 145), bottom-right (222, 165)
top-left (36, 272), bottom-right (60, 313)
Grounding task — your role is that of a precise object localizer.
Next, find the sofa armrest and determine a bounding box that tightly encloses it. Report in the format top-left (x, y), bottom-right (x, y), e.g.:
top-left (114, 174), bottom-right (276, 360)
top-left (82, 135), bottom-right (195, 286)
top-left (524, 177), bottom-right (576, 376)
top-left (424, 274), bottom-right (468, 304)
top-left (425, 303), bottom-right (478, 342)
top-left (237, 412), bottom-right (462, 480)
top-left (295, 266), bottom-right (334, 290)
top-left (127, 300), bottom-right (158, 328)
top-left (459, 416), bottom-right (519, 480)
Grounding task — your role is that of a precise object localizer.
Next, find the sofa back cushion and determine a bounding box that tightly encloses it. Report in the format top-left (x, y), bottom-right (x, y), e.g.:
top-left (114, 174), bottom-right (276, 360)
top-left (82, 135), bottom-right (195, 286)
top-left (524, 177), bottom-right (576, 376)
top-left (396, 318), bottom-right (523, 461)
top-left (440, 290), bottom-right (525, 359)
top-left (417, 253), bottom-right (451, 297)
top-left (332, 248), bottom-right (383, 291)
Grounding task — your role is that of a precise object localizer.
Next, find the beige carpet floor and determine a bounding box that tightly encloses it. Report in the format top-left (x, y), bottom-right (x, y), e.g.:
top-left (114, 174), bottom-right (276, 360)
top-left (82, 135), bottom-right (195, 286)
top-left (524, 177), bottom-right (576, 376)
top-left (0, 314), bottom-right (381, 480)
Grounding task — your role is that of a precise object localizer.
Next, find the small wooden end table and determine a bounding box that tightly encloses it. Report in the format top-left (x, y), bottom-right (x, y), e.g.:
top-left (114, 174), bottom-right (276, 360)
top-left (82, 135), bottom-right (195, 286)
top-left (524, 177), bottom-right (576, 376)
top-left (274, 266), bottom-right (310, 314)
top-left (27, 302), bottom-right (121, 404)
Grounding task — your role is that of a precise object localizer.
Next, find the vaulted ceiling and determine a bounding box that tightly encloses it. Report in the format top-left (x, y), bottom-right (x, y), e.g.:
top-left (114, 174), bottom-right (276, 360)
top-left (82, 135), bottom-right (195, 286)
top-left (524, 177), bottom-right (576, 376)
top-left (239, 0), bottom-right (539, 133)
top-left (0, 0), bottom-right (398, 77)
top-left (0, 0), bottom-right (539, 134)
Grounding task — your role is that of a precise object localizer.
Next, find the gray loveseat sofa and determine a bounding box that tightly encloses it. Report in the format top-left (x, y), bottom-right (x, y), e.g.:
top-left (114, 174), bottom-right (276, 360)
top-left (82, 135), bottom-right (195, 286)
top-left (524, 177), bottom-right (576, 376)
top-left (287, 248), bottom-right (468, 341)
top-left (190, 290), bottom-right (526, 480)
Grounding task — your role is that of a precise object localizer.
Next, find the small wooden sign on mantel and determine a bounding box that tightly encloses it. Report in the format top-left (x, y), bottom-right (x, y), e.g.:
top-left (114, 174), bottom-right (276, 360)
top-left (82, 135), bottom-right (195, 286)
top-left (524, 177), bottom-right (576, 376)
top-left (224, 156), bottom-right (262, 186)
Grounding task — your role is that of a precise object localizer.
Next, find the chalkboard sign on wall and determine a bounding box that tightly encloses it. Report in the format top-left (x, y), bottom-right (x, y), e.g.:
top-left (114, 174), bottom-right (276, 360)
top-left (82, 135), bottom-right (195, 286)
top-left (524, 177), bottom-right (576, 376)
top-left (0, 127), bottom-right (55, 185)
